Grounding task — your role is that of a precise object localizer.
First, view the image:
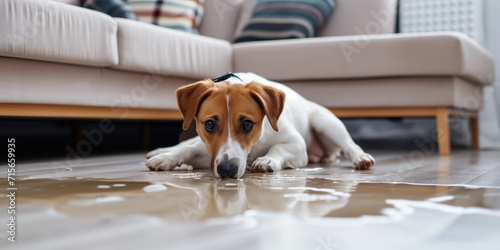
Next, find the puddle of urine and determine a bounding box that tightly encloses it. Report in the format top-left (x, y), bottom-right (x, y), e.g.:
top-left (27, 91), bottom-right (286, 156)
top-left (1, 176), bottom-right (499, 222)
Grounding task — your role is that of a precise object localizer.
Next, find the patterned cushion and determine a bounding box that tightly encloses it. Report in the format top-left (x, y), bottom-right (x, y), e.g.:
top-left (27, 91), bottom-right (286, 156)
top-left (80, 0), bottom-right (137, 19)
top-left (234, 0), bottom-right (337, 43)
top-left (128, 0), bottom-right (204, 34)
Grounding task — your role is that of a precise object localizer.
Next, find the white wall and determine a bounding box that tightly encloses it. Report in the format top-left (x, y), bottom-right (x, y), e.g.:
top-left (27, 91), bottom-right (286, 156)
top-left (480, 0), bottom-right (500, 148)
top-left (346, 0), bottom-right (500, 149)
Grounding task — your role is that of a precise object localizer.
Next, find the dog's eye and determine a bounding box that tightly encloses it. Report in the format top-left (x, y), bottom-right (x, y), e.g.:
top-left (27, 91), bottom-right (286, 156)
top-left (205, 120), bottom-right (215, 132)
top-left (242, 120), bottom-right (253, 132)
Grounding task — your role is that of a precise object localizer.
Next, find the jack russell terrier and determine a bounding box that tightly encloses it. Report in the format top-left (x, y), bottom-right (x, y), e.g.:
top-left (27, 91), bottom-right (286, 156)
top-left (145, 72), bottom-right (375, 179)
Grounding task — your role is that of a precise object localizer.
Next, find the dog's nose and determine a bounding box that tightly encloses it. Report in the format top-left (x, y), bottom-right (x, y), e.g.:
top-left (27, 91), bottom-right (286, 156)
top-left (217, 160), bottom-right (238, 179)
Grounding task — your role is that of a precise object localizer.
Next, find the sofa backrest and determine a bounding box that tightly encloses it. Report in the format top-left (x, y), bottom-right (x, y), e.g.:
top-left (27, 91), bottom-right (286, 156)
top-left (54, 0), bottom-right (398, 42)
top-left (199, 0), bottom-right (398, 42)
top-left (198, 0), bottom-right (246, 42)
top-left (318, 0), bottom-right (398, 37)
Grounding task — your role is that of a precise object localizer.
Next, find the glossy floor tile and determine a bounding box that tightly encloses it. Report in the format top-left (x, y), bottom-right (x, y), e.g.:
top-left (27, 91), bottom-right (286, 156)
top-left (1, 150), bottom-right (499, 249)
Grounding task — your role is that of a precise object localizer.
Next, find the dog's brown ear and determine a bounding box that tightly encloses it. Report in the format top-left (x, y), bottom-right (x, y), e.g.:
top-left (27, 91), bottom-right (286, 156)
top-left (176, 79), bottom-right (213, 130)
top-left (247, 81), bottom-right (286, 132)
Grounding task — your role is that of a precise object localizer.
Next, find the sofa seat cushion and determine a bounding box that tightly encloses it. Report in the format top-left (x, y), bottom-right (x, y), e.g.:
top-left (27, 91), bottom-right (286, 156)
top-left (0, 0), bottom-right (118, 67)
top-left (233, 32), bottom-right (494, 85)
top-left (112, 18), bottom-right (232, 79)
top-left (286, 77), bottom-right (484, 111)
top-left (0, 57), bottom-right (190, 110)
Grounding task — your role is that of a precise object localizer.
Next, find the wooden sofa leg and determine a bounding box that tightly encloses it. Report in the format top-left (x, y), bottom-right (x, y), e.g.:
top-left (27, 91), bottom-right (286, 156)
top-left (436, 108), bottom-right (450, 155)
top-left (469, 117), bottom-right (479, 149)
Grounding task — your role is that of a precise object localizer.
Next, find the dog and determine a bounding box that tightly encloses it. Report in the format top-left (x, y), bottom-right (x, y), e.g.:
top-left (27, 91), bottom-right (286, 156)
top-left (145, 72), bottom-right (375, 179)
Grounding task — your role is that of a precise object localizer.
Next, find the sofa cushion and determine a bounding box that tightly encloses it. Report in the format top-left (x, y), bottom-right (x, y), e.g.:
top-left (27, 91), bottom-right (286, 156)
top-left (234, 0), bottom-right (336, 43)
top-left (285, 77), bottom-right (484, 110)
top-left (128, 0), bottom-right (204, 33)
top-left (198, 0), bottom-right (245, 41)
top-left (113, 18), bottom-right (232, 79)
top-left (1, 57), bottom-right (483, 111)
top-left (318, 0), bottom-right (398, 37)
top-left (233, 32), bottom-right (494, 85)
top-left (0, 0), bottom-right (118, 67)
top-left (0, 57), bottom-right (191, 110)
top-left (80, 0), bottom-right (137, 19)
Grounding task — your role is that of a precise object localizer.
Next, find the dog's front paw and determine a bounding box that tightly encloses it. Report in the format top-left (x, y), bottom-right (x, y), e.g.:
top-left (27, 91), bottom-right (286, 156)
top-left (145, 153), bottom-right (179, 171)
top-left (249, 157), bottom-right (280, 173)
top-left (353, 153), bottom-right (375, 170)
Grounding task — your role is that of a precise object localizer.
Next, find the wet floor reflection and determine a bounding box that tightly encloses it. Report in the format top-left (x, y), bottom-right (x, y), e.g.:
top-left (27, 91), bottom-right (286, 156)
top-left (2, 173), bottom-right (499, 223)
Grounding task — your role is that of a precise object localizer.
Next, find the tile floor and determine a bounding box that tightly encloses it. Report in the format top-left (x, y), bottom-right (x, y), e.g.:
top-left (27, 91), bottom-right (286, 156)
top-left (1, 149), bottom-right (499, 249)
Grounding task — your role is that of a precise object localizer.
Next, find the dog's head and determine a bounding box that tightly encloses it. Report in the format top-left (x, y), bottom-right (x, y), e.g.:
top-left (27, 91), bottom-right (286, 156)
top-left (176, 79), bottom-right (285, 179)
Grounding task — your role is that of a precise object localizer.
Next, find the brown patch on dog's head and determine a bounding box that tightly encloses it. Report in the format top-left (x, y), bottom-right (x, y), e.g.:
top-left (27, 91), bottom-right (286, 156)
top-left (245, 81), bottom-right (285, 132)
top-left (176, 79), bottom-right (220, 130)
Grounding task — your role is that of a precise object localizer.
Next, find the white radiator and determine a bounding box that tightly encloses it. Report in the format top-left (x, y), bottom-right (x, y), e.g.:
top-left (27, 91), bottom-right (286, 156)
top-left (399, 0), bottom-right (484, 44)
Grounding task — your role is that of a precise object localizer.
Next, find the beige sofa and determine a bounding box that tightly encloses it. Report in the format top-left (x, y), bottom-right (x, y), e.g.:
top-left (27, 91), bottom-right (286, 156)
top-left (0, 0), bottom-right (494, 155)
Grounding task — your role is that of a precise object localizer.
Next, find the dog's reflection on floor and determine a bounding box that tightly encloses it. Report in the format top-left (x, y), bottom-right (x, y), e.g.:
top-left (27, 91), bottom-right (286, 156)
top-left (161, 174), bottom-right (357, 221)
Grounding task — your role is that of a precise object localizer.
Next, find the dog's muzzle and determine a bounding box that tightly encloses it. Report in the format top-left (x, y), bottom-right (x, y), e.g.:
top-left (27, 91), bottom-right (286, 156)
top-left (217, 158), bottom-right (239, 179)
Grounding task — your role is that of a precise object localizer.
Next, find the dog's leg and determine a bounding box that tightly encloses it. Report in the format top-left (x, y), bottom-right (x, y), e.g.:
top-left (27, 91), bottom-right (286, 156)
top-left (309, 103), bottom-right (375, 170)
top-left (145, 136), bottom-right (210, 171)
top-left (146, 136), bottom-right (199, 159)
top-left (250, 135), bottom-right (308, 173)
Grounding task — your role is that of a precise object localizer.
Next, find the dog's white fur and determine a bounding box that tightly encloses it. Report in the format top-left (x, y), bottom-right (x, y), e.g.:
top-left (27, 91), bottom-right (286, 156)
top-left (146, 73), bottom-right (374, 178)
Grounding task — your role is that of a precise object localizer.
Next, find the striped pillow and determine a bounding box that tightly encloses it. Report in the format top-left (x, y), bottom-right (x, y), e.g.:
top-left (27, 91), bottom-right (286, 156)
top-left (128, 0), bottom-right (204, 34)
top-left (80, 0), bottom-right (138, 19)
top-left (234, 0), bottom-right (337, 43)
